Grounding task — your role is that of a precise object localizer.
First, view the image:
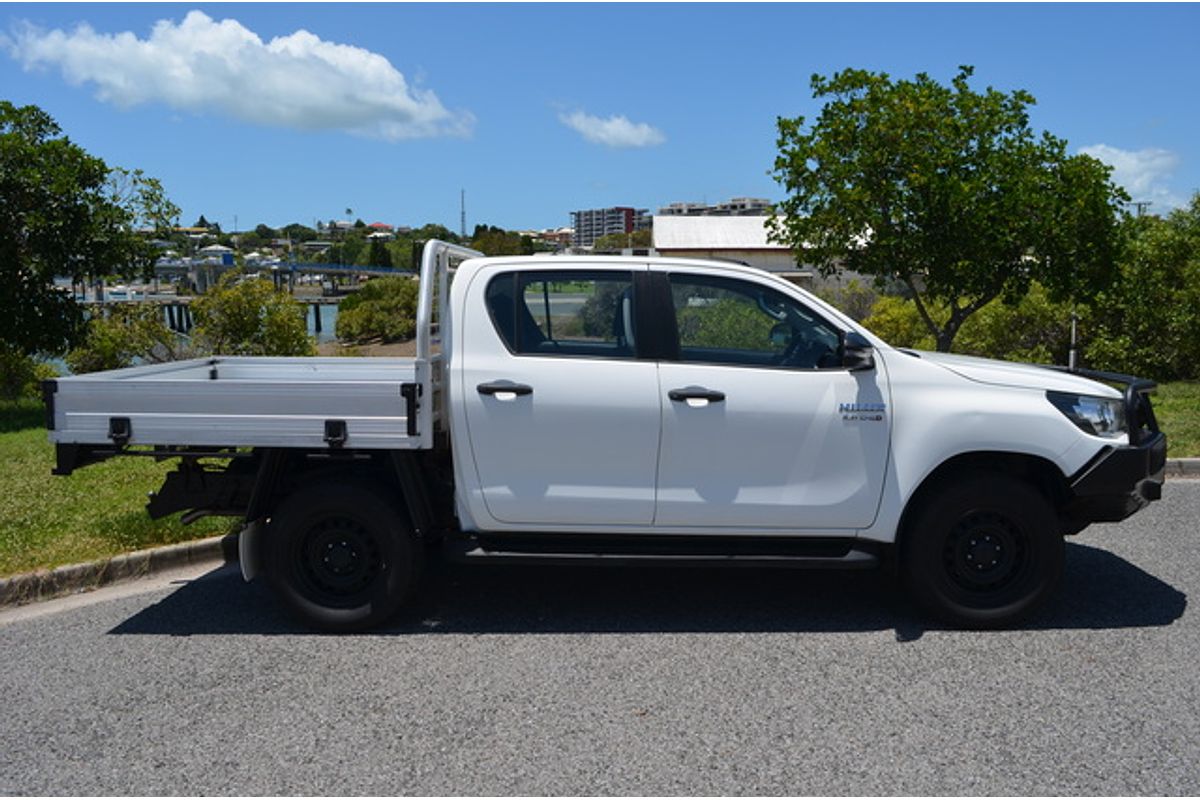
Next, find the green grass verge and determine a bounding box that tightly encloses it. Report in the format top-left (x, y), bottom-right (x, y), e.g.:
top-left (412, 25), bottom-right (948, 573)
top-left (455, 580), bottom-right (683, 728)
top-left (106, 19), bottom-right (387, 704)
top-left (1155, 382), bottom-right (1200, 459)
top-left (0, 400), bottom-right (235, 577)
top-left (0, 379), bottom-right (1196, 578)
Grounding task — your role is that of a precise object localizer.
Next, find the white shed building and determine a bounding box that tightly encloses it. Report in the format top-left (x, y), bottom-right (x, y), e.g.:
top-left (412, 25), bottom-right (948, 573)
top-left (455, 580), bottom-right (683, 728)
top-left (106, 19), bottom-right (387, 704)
top-left (651, 215), bottom-right (812, 284)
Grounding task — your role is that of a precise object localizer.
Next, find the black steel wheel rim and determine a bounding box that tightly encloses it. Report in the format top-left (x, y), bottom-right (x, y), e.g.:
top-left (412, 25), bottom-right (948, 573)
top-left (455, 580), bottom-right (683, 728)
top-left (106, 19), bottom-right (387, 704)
top-left (942, 510), bottom-right (1030, 597)
top-left (294, 514), bottom-right (384, 607)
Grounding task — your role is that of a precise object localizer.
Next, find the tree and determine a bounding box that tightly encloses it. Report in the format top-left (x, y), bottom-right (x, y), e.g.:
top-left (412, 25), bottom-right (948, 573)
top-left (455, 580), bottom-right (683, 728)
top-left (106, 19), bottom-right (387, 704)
top-left (367, 239), bottom-right (393, 269)
top-left (471, 225), bottom-right (534, 256)
top-left (592, 229), bottom-right (653, 251)
top-left (335, 276), bottom-right (420, 344)
top-left (190, 271), bottom-right (315, 356)
top-left (280, 223), bottom-right (317, 243)
top-left (413, 223), bottom-right (460, 244)
top-left (769, 66), bottom-right (1127, 351)
top-left (66, 304), bottom-right (185, 374)
top-left (1085, 195), bottom-right (1200, 381)
top-left (0, 101), bottom-right (178, 366)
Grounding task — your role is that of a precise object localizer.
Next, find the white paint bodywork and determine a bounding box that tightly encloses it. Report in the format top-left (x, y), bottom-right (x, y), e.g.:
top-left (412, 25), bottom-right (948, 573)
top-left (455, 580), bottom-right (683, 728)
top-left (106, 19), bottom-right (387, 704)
top-left (445, 255), bottom-right (1120, 544)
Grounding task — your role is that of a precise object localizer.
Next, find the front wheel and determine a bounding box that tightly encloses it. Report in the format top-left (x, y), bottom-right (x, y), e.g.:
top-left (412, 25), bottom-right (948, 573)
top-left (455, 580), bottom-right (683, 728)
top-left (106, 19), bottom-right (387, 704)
top-left (903, 472), bottom-right (1064, 628)
top-left (264, 481), bottom-right (420, 632)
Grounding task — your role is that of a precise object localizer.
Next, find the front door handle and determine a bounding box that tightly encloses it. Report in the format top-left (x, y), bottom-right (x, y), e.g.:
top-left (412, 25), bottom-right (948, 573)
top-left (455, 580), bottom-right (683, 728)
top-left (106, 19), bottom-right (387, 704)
top-left (668, 386), bottom-right (725, 403)
top-left (477, 380), bottom-right (533, 397)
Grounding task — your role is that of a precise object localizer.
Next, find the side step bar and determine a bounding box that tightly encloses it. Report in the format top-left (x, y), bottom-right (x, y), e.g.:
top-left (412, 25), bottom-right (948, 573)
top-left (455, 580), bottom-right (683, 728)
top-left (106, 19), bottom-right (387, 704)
top-left (448, 543), bottom-right (880, 570)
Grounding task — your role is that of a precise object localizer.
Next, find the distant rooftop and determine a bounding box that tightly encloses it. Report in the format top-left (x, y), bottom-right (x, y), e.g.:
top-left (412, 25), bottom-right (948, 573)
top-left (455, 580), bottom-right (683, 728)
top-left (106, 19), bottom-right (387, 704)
top-left (652, 215), bottom-right (786, 250)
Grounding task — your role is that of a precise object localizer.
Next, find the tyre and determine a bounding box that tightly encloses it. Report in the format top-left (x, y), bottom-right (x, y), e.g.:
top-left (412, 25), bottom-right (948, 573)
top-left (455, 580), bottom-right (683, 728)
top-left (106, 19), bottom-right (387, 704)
top-left (903, 472), bottom-right (1064, 628)
top-left (264, 481), bottom-right (421, 632)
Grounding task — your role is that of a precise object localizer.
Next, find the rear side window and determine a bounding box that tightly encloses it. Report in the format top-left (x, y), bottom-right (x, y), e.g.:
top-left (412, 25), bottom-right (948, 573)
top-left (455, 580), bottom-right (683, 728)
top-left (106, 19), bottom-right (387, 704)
top-left (485, 271), bottom-right (637, 358)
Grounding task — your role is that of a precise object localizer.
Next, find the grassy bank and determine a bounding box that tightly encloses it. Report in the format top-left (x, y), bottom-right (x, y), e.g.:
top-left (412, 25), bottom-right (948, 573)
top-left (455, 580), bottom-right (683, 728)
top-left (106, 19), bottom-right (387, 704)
top-left (0, 399), bottom-right (234, 577)
top-left (1155, 382), bottom-right (1200, 458)
top-left (0, 381), bottom-right (1196, 578)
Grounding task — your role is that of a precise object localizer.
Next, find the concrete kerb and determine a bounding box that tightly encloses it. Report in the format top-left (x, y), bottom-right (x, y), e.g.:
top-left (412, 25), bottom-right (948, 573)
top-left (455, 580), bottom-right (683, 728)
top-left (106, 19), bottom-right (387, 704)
top-left (0, 532), bottom-right (239, 610)
top-left (1167, 458), bottom-right (1200, 478)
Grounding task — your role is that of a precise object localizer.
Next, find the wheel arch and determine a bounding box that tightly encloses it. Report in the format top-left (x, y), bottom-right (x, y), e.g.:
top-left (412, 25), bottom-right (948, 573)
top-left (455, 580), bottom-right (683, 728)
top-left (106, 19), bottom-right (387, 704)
top-left (895, 451), bottom-right (1071, 559)
top-left (245, 448), bottom-right (434, 535)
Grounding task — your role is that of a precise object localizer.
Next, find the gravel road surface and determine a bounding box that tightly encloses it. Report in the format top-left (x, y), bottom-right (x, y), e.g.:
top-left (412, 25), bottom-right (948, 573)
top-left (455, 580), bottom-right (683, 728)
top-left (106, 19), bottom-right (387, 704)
top-left (1, 482), bottom-right (1197, 795)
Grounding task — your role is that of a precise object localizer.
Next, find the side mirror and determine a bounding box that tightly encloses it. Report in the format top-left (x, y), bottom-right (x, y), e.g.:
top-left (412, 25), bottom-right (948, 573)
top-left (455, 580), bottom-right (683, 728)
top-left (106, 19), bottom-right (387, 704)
top-left (840, 331), bottom-right (875, 372)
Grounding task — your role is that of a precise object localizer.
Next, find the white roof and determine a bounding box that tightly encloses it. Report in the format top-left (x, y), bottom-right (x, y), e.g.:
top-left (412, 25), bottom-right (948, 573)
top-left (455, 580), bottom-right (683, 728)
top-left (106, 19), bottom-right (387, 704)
top-left (198, 244), bottom-right (234, 253)
top-left (652, 215), bottom-right (787, 250)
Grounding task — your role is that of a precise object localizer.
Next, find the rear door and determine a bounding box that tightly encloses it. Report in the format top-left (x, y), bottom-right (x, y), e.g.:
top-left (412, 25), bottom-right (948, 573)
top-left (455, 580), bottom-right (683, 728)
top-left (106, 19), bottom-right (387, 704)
top-left (459, 265), bottom-right (661, 527)
top-left (653, 270), bottom-right (891, 531)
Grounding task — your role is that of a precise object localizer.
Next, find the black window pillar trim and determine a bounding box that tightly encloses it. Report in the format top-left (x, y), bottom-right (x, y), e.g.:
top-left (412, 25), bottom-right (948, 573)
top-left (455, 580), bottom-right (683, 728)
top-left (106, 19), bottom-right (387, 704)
top-left (634, 271), bottom-right (680, 361)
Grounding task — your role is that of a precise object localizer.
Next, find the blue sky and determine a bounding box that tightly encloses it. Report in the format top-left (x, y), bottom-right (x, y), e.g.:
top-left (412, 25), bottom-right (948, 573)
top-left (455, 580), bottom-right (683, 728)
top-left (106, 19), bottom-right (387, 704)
top-left (3, 3), bottom-right (1197, 232)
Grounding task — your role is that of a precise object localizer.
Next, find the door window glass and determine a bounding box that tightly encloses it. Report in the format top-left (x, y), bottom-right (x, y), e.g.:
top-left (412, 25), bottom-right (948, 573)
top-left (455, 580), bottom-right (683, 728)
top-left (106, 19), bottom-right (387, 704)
top-left (486, 271), bottom-right (637, 358)
top-left (668, 274), bottom-right (841, 369)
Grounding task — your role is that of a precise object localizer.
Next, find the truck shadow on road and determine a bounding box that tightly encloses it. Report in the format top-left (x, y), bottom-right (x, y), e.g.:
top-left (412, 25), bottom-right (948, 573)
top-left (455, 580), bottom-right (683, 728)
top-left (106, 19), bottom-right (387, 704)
top-left (109, 542), bottom-right (1186, 640)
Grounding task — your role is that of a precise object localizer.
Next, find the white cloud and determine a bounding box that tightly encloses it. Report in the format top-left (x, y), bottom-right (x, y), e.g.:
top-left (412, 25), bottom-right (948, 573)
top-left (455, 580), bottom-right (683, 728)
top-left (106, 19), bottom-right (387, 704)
top-left (1079, 144), bottom-right (1185, 211)
top-left (7, 10), bottom-right (473, 141)
top-left (559, 110), bottom-right (665, 148)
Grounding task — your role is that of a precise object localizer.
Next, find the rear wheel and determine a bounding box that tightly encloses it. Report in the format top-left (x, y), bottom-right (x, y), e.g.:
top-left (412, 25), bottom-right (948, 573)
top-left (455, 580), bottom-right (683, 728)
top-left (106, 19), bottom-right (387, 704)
top-left (264, 481), bottom-right (420, 632)
top-left (903, 472), bottom-right (1063, 628)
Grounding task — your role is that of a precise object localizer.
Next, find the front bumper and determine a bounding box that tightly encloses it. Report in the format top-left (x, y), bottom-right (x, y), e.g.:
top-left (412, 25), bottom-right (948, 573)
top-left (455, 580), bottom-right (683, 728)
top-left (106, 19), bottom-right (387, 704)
top-left (1044, 365), bottom-right (1167, 528)
top-left (1064, 431), bottom-right (1167, 525)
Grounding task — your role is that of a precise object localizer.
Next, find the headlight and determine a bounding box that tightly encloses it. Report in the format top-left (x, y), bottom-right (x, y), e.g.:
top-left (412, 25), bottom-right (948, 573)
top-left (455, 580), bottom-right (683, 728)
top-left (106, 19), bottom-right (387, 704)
top-left (1047, 391), bottom-right (1127, 438)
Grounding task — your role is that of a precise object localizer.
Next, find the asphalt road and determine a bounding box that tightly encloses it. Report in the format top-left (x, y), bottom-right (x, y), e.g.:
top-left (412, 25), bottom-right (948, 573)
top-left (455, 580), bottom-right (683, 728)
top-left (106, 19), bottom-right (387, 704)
top-left (1, 482), bottom-right (1197, 795)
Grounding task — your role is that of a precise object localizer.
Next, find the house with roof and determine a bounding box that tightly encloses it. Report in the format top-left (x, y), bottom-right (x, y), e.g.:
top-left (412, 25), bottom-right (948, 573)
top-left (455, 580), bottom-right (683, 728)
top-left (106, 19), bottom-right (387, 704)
top-left (651, 215), bottom-right (816, 285)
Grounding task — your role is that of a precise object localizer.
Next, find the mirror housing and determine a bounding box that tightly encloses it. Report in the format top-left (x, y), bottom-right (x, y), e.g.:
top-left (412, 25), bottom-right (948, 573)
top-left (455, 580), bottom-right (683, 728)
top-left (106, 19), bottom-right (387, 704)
top-left (840, 331), bottom-right (875, 372)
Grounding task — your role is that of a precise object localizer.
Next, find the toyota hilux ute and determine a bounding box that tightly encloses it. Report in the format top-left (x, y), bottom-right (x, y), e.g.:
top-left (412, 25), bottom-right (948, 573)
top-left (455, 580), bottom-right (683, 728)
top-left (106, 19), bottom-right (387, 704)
top-left (43, 240), bottom-right (1167, 631)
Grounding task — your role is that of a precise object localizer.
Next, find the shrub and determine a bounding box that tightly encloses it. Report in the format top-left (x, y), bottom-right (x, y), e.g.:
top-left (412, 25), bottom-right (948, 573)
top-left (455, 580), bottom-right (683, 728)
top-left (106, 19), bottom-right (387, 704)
top-left (813, 279), bottom-right (879, 322)
top-left (0, 347), bottom-right (58, 401)
top-left (861, 296), bottom-right (936, 350)
top-left (66, 304), bottom-right (185, 374)
top-left (335, 276), bottom-right (420, 344)
top-left (191, 271), bottom-right (315, 356)
top-left (862, 284), bottom-right (1076, 364)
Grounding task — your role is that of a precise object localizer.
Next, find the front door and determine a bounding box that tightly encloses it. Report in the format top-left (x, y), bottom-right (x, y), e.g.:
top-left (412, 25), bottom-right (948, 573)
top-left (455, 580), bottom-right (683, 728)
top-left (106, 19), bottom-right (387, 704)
top-left (653, 271), bottom-right (890, 531)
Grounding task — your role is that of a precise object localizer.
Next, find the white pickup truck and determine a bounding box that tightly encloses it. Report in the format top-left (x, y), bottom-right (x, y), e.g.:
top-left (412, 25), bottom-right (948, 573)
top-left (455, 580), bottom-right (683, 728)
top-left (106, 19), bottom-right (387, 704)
top-left (44, 240), bottom-right (1167, 631)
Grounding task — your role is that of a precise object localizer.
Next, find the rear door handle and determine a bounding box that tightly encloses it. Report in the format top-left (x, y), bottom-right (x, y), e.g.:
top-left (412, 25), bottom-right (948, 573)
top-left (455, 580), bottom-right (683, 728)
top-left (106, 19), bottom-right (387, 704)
top-left (477, 381), bottom-right (533, 397)
top-left (668, 386), bottom-right (725, 403)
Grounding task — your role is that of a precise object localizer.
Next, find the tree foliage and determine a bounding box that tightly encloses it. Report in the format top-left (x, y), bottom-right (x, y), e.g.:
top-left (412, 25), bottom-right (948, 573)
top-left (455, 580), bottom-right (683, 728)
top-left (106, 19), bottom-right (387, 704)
top-left (335, 276), bottom-right (420, 344)
top-left (769, 66), bottom-right (1127, 351)
top-left (676, 299), bottom-right (779, 351)
top-left (1085, 196), bottom-right (1200, 381)
top-left (66, 304), bottom-right (185, 374)
top-left (0, 101), bottom-right (178, 362)
top-left (862, 284), bottom-right (1076, 365)
top-left (0, 350), bottom-right (58, 401)
top-left (368, 239), bottom-right (393, 269)
top-left (592, 229), bottom-right (653, 251)
top-left (191, 272), bottom-right (315, 356)
top-left (471, 225), bottom-right (534, 256)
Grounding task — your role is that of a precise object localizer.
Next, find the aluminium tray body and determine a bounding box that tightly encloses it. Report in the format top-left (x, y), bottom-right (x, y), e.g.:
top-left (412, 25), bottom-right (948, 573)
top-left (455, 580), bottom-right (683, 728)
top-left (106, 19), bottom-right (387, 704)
top-left (46, 356), bottom-right (435, 451)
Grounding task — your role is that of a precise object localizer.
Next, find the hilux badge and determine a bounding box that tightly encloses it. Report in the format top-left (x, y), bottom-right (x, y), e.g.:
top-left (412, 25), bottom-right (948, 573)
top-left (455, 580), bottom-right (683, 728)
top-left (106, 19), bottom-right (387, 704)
top-left (839, 402), bottom-right (886, 421)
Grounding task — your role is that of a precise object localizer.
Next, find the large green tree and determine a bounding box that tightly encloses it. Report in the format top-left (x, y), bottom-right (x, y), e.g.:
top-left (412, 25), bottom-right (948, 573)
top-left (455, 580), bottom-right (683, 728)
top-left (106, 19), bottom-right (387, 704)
top-left (769, 66), bottom-right (1127, 351)
top-left (0, 101), bottom-right (178, 359)
top-left (1085, 195), bottom-right (1200, 381)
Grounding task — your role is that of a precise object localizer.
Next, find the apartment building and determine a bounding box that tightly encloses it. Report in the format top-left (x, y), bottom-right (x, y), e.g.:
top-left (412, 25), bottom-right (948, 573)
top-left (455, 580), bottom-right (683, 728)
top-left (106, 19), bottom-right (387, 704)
top-left (570, 206), bottom-right (650, 248)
